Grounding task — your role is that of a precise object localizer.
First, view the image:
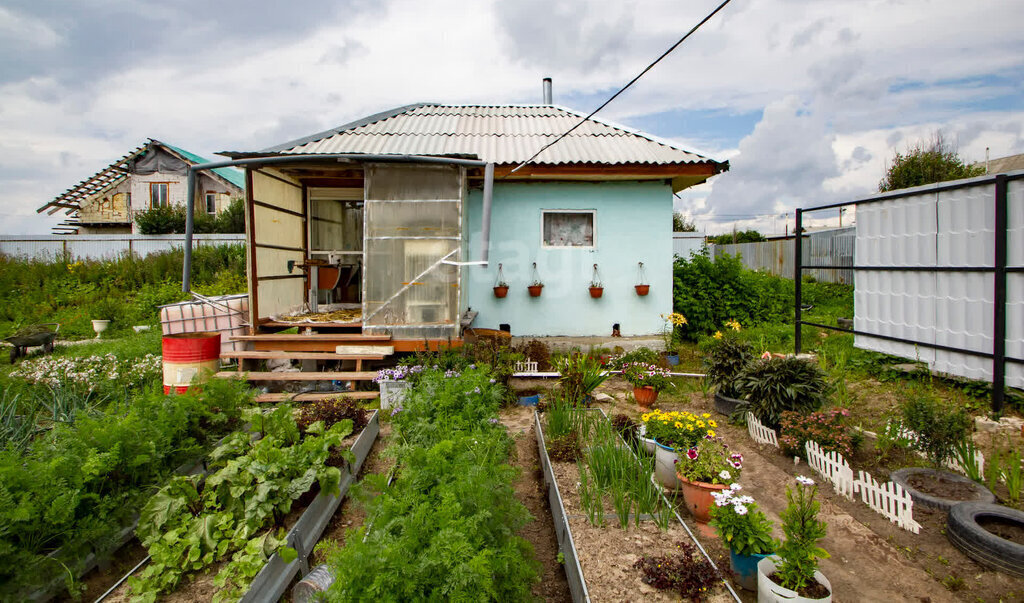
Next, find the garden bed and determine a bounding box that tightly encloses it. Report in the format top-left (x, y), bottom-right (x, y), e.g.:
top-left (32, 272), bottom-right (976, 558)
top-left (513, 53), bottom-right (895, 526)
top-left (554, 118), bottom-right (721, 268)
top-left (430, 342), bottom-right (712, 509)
top-left (535, 407), bottom-right (738, 602)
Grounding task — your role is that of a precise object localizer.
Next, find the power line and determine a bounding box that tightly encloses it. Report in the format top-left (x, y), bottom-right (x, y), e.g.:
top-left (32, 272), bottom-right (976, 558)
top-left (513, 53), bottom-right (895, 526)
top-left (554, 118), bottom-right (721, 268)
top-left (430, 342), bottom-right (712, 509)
top-left (505, 0), bottom-right (733, 176)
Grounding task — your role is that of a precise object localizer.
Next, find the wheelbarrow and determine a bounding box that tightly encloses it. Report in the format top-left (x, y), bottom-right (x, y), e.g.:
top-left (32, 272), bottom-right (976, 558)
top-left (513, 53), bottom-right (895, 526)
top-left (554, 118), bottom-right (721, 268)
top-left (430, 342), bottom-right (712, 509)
top-left (5, 323), bottom-right (59, 363)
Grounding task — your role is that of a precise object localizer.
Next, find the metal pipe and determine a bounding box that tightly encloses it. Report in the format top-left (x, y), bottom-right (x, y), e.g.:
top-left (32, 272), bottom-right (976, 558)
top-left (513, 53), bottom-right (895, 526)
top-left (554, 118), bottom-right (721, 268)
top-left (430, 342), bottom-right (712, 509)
top-left (479, 163), bottom-right (494, 263)
top-left (182, 168), bottom-right (196, 292)
top-left (794, 209), bottom-right (803, 354)
top-left (993, 174), bottom-right (1008, 413)
top-left (542, 77), bottom-right (552, 104)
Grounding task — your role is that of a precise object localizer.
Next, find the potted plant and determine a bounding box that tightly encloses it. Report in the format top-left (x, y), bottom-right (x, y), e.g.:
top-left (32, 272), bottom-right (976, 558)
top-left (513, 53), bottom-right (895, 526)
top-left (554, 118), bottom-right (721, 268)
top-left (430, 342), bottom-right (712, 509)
top-left (635, 284), bottom-right (650, 296)
top-left (91, 298), bottom-right (117, 338)
top-left (642, 409), bottom-right (719, 490)
top-left (674, 437), bottom-right (742, 522)
top-left (660, 312), bottom-right (686, 365)
top-left (588, 264), bottom-right (603, 298)
top-left (733, 356), bottom-right (831, 429)
top-left (710, 484), bottom-right (777, 591)
top-left (702, 335), bottom-right (754, 415)
top-left (635, 261), bottom-right (650, 296)
top-left (757, 476), bottom-right (832, 602)
top-left (527, 280), bottom-right (543, 297)
top-left (621, 362), bottom-right (672, 408)
top-left (373, 365), bottom-right (417, 410)
top-left (493, 280), bottom-right (509, 298)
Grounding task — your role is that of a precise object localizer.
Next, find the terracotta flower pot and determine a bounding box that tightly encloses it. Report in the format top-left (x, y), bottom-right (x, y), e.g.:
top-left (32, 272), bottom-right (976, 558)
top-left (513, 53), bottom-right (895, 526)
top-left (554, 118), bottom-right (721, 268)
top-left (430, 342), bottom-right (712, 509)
top-left (493, 285), bottom-right (509, 298)
top-left (676, 473), bottom-right (727, 523)
top-left (633, 386), bottom-right (658, 407)
top-left (527, 284), bottom-right (543, 297)
top-left (635, 284), bottom-right (650, 296)
top-left (589, 286), bottom-right (604, 298)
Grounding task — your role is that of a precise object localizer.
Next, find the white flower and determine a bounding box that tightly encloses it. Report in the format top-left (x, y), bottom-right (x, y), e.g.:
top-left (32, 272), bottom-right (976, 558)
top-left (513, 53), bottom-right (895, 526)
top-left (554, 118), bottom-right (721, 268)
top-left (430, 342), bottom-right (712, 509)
top-left (729, 483), bottom-right (742, 491)
top-left (732, 503), bottom-right (749, 516)
top-left (735, 495), bottom-right (755, 505)
top-left (796, 475), bottom-right (815, 486)
top-left (719, 470), bottom-right (732, 481)
top-left (711, 491), bottom-right (733, 506)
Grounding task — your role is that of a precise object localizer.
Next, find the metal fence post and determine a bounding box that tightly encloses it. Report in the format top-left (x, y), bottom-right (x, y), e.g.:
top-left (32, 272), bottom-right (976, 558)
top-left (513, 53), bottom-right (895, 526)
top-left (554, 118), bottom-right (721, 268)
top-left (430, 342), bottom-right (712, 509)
top-left (993, 175), bottom-right (1008, 414)
top-left (794, 209), bottom-right (803, 354)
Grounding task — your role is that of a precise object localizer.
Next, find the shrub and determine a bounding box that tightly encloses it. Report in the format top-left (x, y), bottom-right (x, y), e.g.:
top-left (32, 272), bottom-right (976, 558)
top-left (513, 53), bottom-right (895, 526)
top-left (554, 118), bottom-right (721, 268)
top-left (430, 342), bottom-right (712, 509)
top-left (633, 542), bottom-right (720, 599)
top-left (734, 357), bottom-right (832, 429)
top-left (701, 336), bottom-right (755, 398)
top-left (899, 389), bottom-right (972, 467)
top-left (779, 408), bottom-right (855, 460)
top-left (709, 485), bottom-right (776, 556)
top-left (134, 204), bottom-right (187, 234)
top-left (609, 346), bottom-right (662, 370)
top-left (774, 476), bottom-right (829, 593)
top-left (673, 251), bottom-right (791, 340)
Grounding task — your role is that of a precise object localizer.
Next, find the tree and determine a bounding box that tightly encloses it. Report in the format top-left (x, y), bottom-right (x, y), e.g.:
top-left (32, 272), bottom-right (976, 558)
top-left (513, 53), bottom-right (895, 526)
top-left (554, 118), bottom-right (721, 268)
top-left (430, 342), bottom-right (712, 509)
top-left (707, 230), bottom-right (766, 245)
top-left (673, 211), bottom-right (697, 232)
top-left (879, 133), bottom-right (985, 192)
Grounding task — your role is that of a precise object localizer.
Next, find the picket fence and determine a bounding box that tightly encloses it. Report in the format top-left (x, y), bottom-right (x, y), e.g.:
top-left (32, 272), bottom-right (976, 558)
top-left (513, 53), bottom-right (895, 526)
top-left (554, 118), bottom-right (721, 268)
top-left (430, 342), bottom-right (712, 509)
top-left (514, 360), bottom-right (539, 373)
top-left (746, 413), bottom-right (779, 448)
top-left (805, 441), bottom-right (855, 500)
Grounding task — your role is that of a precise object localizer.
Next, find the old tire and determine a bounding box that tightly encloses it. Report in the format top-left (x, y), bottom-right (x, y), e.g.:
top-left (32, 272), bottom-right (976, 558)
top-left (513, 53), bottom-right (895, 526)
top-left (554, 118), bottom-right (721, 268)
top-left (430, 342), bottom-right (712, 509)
top-left (947, 502), bottom-right (1024, 578)
top-left (890, 467), bottom-right (995, 512)
top-left (714, 391), bottom-right (747, 416)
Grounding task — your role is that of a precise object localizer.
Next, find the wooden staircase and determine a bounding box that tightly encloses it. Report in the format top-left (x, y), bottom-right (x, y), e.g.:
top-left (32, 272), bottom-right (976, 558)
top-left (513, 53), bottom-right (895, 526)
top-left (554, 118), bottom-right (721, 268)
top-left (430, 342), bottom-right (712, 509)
top-left (217, 327), bottom-right (392, 404)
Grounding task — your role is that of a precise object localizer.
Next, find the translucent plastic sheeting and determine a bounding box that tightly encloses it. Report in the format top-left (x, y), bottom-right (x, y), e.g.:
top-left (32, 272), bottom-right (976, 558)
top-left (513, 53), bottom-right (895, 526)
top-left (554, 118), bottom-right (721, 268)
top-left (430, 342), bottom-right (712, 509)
top-left (310, 199), bottom-right (363, 253)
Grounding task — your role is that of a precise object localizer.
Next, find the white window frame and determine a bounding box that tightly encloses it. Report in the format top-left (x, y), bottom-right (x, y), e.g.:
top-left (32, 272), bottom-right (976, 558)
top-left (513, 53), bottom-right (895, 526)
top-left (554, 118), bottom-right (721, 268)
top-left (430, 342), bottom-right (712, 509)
top-left (150, 182), bottom-right (169, 208)
top-left (541, 209), bottom-right (596, 249)
top-left (204, 193), bottom-right (217, 215)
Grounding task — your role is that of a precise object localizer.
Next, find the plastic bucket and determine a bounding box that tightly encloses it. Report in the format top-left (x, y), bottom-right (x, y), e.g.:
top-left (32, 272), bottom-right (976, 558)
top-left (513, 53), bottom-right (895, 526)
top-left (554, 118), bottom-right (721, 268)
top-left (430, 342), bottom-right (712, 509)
top-left (162, 332), bottom-right (221, 394)
top-left (730, 550), bottom-right (770, 591)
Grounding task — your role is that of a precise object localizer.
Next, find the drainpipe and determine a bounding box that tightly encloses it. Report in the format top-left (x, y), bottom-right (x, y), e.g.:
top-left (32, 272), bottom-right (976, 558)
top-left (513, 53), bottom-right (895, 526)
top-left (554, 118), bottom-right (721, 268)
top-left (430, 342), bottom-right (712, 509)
top-left (542, 78), bottom-right (553, 105)
top-left (479, 163), bottom-right (494, 263)
top-left (182, 168), bottom-right (196, 292)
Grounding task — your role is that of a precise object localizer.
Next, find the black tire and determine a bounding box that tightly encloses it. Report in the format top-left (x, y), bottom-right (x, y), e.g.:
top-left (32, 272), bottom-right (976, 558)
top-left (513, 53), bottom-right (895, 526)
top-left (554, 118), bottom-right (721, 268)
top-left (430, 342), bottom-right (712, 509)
top-left (714, 391), bottom-right (747, 417)
top-left (890, 467), bottom-right (995, 512)
top-left (947, 502), bottom-right (1024, 578)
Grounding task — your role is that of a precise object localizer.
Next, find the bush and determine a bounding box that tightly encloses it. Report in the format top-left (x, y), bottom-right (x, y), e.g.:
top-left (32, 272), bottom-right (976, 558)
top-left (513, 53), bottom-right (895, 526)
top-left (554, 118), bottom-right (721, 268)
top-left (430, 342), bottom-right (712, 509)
top-left (701, 336), bottom-right (755, 398)
top-left (673, 252), bottom-right (791, 340)
top-left (899, 389), bottom-right (972, 467)
top-left (734, 357), bottom-right (832, 429)
top-left (134, 204), bottom-right (187, 234)
top-left (779, 408), bottom-right (855, 460)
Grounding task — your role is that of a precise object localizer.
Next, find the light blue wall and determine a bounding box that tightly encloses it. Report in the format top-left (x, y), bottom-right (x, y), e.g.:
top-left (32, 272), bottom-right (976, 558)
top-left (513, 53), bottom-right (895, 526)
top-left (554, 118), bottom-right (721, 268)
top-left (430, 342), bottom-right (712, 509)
top-left (463, 180), bottom-right (673, 337)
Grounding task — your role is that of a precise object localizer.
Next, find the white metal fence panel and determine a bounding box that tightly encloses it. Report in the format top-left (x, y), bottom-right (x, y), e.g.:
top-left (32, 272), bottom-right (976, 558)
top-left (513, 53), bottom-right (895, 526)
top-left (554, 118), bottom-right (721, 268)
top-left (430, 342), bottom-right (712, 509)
top-left (672, 234), bottom-right (705, 259)
top-left (854, 470), bottom-right (921, 534)
top-left (804, 440), bottom-right (854, 500)
top-left (709, 228), bottom-right (854, 284)
top-left (0, 234), bottom-right (244, 261)
top-left (746, 412), bottom-right (779, 448)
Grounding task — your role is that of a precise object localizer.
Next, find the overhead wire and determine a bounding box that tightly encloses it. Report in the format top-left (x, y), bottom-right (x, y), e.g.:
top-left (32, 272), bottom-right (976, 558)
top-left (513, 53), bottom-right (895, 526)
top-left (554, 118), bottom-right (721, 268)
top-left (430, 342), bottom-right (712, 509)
top-left (504, 0), bottom-right (733, 177)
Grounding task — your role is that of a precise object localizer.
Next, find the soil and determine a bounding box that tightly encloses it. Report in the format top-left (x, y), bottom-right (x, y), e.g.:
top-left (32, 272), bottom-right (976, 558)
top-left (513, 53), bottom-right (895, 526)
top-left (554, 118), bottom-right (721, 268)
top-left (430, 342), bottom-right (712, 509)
top-left (499, 406), bottom-right (572, 602)
top-left (767, 571), bottom-right (831, 599)
top-left (978, 517), bottom-right (1024, 546)
top-left (908, 473), bottom-right (987, 501)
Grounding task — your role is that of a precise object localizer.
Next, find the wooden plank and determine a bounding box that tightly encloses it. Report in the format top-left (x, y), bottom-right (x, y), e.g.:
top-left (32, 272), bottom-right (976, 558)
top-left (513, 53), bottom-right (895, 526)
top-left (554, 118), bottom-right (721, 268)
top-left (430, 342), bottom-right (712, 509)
top-left (335, 345), bottom-right (394, 355)
top-left (392, 339), bottom-right (463, 352)
top-left (221, 351), bottom-right (386, 360)
top-left (215, 371), bottom-right (377, 381)
top-left (261, 321), bottom-right (362, 329)
top-left (230, 334), bottom-right (391, 342)
top-left (254, 391), bottom-right (379, 403)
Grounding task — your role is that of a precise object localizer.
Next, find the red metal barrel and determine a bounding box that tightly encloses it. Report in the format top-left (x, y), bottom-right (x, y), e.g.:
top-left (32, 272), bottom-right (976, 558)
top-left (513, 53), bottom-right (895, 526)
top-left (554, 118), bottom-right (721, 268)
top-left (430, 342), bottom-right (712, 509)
top-left (162, 332), bottom-right (221, 394)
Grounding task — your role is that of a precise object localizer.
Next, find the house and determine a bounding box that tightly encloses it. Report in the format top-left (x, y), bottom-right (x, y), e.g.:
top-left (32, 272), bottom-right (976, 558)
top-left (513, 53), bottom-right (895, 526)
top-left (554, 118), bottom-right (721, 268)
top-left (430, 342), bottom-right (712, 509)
top-left (37, 139), bottom-right (245, 234)
top-left (208, 101), bottom-right (727, 353)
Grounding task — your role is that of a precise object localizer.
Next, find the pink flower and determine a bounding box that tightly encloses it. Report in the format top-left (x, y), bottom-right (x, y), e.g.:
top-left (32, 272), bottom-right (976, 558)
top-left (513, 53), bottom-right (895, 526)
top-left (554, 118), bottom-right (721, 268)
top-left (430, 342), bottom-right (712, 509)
top-left (686, 448), bottom-right (699, 460)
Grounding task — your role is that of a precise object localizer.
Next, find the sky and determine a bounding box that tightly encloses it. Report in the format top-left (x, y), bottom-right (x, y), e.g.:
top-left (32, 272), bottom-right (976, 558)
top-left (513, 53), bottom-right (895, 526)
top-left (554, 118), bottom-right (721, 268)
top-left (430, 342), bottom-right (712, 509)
top-left (2, 0), bottom-right (1022, 236)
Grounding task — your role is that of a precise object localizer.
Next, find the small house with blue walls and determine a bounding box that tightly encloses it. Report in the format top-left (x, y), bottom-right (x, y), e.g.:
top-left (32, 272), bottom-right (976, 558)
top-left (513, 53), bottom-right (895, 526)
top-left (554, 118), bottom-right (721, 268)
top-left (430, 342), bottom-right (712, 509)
top-left (218, 99), bottom-right (726, 348)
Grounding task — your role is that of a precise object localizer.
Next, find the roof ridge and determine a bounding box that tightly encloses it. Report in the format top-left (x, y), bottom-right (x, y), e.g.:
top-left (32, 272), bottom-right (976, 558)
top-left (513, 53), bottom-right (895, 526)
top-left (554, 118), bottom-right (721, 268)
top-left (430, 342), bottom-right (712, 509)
top-left (555, 106), bottom-right (714, 161)
top-left (261, 103), bottom-right (430, 153)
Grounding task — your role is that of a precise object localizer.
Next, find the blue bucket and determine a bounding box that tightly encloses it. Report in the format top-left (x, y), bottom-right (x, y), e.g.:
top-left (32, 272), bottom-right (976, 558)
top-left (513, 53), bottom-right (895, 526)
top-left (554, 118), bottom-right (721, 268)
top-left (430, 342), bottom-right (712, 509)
top-left (518, 394), bottom-right (540, 406)
top-left (730, 550), bottom-right (771, 591)
top-left (666, 354), bottom-right (680, 366)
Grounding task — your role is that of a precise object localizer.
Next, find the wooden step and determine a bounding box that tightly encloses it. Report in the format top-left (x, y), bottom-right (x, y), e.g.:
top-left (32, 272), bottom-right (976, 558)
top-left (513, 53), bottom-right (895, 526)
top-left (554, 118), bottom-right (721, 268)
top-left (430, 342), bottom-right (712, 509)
top-left (215, 371), bottom-right (377, 381)
top-left (254, 391), bottom-right (380, 403)
top-left (261, 321), bottom-right (361, 329)
top-left (335, 345), bottom-right (394, 356)
top-left (230, 334), bottom-right (391, 342)
top-left (221, 351), bottom-right (387, 361)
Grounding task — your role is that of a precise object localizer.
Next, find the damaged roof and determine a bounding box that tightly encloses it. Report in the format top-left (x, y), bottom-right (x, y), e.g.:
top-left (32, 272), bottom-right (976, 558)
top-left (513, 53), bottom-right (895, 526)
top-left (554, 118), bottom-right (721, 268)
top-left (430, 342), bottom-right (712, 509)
top-left (253, 103), bottom-right (725, 168)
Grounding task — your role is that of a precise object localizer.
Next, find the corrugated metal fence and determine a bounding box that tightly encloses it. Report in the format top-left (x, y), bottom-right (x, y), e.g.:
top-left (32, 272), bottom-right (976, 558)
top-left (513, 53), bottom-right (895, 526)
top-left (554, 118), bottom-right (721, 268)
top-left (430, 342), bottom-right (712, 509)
top-left (709, 227), bottom-right (855, 284)
top-left (672, 233), bottom-right (705, 259)
top-left (0, 234), bottom-right (245, 261)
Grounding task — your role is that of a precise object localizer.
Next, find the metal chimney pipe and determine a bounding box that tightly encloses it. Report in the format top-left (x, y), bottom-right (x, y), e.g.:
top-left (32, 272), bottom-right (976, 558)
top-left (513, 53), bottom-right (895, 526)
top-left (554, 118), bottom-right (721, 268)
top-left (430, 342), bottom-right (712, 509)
top-left (542, 78), bottom-right (552, 105)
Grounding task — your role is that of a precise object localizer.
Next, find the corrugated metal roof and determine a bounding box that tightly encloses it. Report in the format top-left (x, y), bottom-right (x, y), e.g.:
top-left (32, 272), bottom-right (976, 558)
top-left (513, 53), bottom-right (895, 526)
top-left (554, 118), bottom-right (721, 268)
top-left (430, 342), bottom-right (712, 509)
top-left (267, 104), bottom-right (720, 166)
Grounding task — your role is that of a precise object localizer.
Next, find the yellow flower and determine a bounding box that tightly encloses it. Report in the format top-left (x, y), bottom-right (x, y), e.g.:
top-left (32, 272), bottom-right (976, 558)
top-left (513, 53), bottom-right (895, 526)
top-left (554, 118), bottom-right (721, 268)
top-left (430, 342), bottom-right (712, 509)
top-left (713, 331), bottom-right (723, 340)
top-left (725, 319), bottom-right (742, 331)
top-left (701, 413), bottom-right (711, 418)
top-left (708, 420), bottom-right (717, 428)
top-left (696, 421), bottom-right (704, 428)
top-left (708, 430), bottom-right (716, 437)
top-left (687, 425), bottom-right (694, 431)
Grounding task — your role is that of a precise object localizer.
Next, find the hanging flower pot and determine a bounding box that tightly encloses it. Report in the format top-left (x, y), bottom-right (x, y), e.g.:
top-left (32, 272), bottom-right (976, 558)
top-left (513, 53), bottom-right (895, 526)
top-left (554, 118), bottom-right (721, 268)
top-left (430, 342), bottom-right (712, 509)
top-left (589, 286), bottom-right (604, 298)
top-left (528, 284), bottom-right (543, 297)
top-left (635, 261), bottom-right (650, 296)
top-left (635, 284), bottom-right (650, 296)
top-left (588, 264), bottom-right (603, 298)
top-left (494, 285), bottom-right (509, 298)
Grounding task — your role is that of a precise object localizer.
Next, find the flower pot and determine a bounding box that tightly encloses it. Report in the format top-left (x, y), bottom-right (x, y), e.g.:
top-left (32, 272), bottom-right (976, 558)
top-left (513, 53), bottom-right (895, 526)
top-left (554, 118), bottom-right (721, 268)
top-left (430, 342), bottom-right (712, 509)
top-left (757, 556), bottom-right (832, 602)
top-left (527, 285), bottom-right (543, 297)
top-left (589, 286), bottom-right (604, 298)
top-left (730, 550), bottom-right (771, 591)
top-left (493, 285), bottom-right (509, 298)
top-left (714, 391), bottom-right (748, 417)
top-left (635, 284), bottom-right (650, 296)
top-left (378, 379), bottom-right (412, 410)
top-left (640, 436), bottom-right (657, 456)
top-left (91, 319), bottom-right (111, 338)
top-left (654, 441), bottom-right (683, 490)
top-left (518, 394), bottom-right (540, 406)
top-left (676, 473), bottom-right (728, 522)
top-left (665, 353), bottom-right (680, 366)
top-left (633, 386), bottom-right (658, 407)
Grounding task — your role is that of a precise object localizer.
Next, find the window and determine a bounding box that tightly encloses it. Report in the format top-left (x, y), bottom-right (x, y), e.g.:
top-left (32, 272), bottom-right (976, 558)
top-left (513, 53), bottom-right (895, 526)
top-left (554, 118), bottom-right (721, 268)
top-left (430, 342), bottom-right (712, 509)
top-left (150, 183), bottom-right (169, 208)
top-left (542, 210), bottom-right (595, 248)
top-left (205, 193), bottom-right (217, 214)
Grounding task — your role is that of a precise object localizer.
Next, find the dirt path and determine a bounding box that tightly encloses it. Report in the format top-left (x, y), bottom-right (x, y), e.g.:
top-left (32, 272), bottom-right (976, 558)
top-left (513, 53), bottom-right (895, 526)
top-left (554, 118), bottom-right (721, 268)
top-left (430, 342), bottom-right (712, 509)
top-left (501, 405), bottom-right (573, 602)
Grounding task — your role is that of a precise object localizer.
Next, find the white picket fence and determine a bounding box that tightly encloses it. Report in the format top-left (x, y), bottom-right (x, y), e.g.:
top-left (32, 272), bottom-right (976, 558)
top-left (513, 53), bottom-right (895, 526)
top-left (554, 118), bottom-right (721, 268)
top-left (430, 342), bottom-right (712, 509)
top-left (514, 360), bottom-right (539, 373)
top-left (746, 412), bottom-right (779, 448)
top-left (802, 439), bottom-right (921, 533)
top-left (855, 470), bottom-right (922, 534)
top-left (805, 441), bottom-right (855, 500)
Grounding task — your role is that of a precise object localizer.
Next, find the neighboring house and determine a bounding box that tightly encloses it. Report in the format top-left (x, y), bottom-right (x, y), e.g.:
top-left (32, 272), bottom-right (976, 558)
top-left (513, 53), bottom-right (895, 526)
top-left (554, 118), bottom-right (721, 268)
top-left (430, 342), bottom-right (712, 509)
top-left (38, 139), bottom-right (245, 234)
top-left (980, 151), bottom-right (1024, 175)
top-left (216, 102), bottom-right (728, 344)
